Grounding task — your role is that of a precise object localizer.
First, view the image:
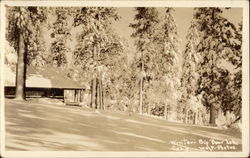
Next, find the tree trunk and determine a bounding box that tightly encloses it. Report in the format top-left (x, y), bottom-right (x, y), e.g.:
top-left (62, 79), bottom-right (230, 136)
top-left (139, 50), bottom-right (144, 115)
top-left (198, 112), bottom-right (201, 125)
top-left (96, 78), bottom-right (100, 109)
top-left (15, 33), bottom-right (26, 100)
top-left (147, 104), bottom-right (150, 115)
top-left (139, 78), bottom-right (143, 114)
top-left (97, 78), bottom-right (102, 109)
top-left (102, 83), bottom-right (105, 110)
top-left (99, 79), bottom-right (103, 109)
top-left (164, 104), bottom-right (167, 120)
top-left (192, 112), bottom-right (196, 124)
top-left (189, 111), bottom-right (192, 124)
top-left (209, 104), bottom-right (216, 125)
top-left (189, 111), bottom-right (191, 124)
top-left (167, 105), bottom-right (170, 120)
top-left (194, 111), bottom-right (198, 125)
top-left (91, 44), bottom-right (98, 108)
top-left (182, 108), bottom-right (186, 123)
top-left (209, 9), bottom-right (216, 126)
top-left (91, 78), bottom-right (97, 108)
top-left (185, 109), bottom-right (189, 124)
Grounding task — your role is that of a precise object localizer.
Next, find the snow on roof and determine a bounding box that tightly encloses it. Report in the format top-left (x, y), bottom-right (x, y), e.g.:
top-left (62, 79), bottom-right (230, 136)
top-left (4, 65), bottom-right (85, 89)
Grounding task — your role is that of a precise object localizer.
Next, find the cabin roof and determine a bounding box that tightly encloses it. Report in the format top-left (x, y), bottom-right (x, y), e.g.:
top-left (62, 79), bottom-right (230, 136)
top-left (5, 65), bottom-right (85, 89)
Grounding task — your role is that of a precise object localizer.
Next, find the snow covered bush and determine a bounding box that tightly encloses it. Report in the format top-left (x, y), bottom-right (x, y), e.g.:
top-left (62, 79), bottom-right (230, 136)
top-left (216, 109), bottom-right (237, 128)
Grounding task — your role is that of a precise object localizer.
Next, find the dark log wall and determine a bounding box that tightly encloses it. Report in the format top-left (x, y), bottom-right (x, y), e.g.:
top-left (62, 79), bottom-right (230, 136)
top-left (5, 87), bottom-right (64, 99)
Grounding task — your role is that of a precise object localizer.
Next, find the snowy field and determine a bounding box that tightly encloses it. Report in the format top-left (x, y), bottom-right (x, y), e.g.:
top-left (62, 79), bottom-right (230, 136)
top-left (5, 99), bottom-right (241, 151)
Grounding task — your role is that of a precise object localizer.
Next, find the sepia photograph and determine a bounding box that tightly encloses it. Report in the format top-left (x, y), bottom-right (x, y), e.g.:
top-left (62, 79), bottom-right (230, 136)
top-left (0, 0), bottom-right (249, 157)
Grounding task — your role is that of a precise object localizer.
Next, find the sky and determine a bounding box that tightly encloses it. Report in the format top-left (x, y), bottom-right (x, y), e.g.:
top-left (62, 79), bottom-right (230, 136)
top-left (113, 7), bottom-right (243, 54)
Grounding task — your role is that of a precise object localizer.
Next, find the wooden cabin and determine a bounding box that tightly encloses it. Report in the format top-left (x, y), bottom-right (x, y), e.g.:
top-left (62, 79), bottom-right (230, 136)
top-left (4, 65), bottom-right (90, 106)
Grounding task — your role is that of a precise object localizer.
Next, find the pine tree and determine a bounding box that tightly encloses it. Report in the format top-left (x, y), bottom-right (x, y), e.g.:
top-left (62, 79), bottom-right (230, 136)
top-left (156, 8), bottom-right (182, 119)
top-left (130, 7), bottom-right (160, 114)
top-left (73, 7), bottom-right (122, 109)
top-left (194, 8), bottom-right (242, 125)
top-left (180, 18), bottom-right (203, 123)
top-left (181, 20), bottom-right (201, 98)
top-left (6, 6), bottom-right (47, 100)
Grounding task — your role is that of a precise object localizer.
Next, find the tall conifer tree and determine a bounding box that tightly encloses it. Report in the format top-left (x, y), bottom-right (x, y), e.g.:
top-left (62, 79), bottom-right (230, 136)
top-left (130, 7), bottom-right (160, 114)
top-left (6, 6), bottom-right (47, 100)
top-left (194, 8), bottom-right (242, 125)
top-left (73, 7), bottom-right (122, 109)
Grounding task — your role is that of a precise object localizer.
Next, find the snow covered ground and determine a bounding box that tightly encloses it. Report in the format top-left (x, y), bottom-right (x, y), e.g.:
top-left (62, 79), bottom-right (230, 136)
top-left (4, 99), bottom-right (242, 151)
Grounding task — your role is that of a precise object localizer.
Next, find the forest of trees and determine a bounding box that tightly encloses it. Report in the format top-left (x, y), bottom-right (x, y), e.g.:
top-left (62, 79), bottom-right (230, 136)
top-left (5, 6), bottom-right (242, 128)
